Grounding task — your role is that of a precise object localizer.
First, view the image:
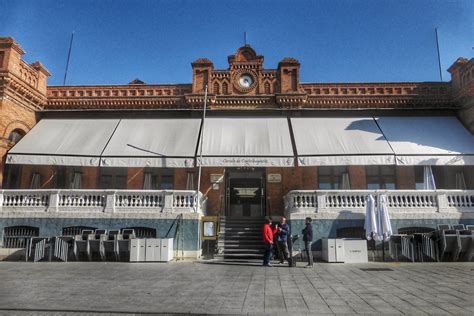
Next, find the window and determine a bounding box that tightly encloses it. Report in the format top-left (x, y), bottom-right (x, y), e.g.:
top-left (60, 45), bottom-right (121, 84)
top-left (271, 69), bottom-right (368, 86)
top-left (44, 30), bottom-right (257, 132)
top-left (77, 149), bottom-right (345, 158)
top-left (222, 82), bottom-right (228, 94)
top-left (52, 167), bottom-right (82, 189)
top-left (264, 81), bottom-right (271, 94)
top-left (366, 166), bottom-right (396, 190)
top-left (432, 166), bottom-right (470, 189)
top-left (70, 171), bottom-right (82, 189)
top-left (29, 173), bottom-right (41, 189)
top-left (186, 172), bottom-right (195, 190)
top-left (415, 166), bottom-right (425, 190)
top-left (142, 169), bottom-right (174, 190)
top-left (8, 129), bottom-right (25, 144)
top-left (99, 168), bottom-right (127, 189)
top-left (2, 164), bottom-right (21, 189)
top-left (318, 166), bottom-right (349, 189)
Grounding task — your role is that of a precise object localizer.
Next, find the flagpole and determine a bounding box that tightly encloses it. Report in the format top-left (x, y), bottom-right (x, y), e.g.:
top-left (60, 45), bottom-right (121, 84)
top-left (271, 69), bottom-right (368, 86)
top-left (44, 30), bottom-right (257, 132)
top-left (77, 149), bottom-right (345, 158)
top-left (63, 31), bottom-right (75, 85)
top-left (195, 85), bottom-right (208, 212)
top-left (435, 27), bottom-right (443, 82)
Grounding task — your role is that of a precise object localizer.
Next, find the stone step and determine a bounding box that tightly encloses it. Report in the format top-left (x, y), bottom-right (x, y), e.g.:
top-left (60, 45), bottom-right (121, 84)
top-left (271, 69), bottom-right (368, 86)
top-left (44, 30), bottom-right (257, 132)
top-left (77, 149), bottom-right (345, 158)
top-left (223, 248), bottom-right (264, 254)
top-left (223, 253), bottom-right (264, 259)
top-left (217, 216), bottom-right (267, 260)
top-left (218, 241), bottom-right (263, 247)
top-left (222, 227), bottom-right (261, 232)
top-left (221, 218), bottom-right (264, 224)
top-left (218, 243), bottom-right (263, 249)
top-left (221, 232), bottom-right (262, 237)
top-left (221, 227), bottom-right (260, 231)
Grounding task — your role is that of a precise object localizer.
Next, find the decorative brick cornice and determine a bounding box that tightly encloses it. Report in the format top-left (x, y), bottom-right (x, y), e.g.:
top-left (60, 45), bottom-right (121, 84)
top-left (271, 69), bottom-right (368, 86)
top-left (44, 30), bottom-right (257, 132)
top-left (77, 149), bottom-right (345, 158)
top-left (46, 84), bottom-right (192, 110)
top-left (211, 95), bottom-right (275, 109)
top-left (0, 72), bottom-right (47, 110)
top-left (301, 82), bottom-right (451, 97)
top-left (43, 81), bottom-right (459, 111)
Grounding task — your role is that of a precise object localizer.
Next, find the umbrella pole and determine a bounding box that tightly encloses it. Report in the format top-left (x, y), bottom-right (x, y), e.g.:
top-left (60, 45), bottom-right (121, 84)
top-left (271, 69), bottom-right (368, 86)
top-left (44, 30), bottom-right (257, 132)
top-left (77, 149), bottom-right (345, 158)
top-left (382, 239), bottom-right (385, 261)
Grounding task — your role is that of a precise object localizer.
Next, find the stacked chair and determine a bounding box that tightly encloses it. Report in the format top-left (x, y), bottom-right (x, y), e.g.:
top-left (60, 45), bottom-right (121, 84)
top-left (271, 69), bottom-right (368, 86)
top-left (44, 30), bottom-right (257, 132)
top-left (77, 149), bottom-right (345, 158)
top-left (71, 228), bottom-right (137, 262)
top-left (22, 227), bottom-right (156, 262)
top-left (438, 224), bottom-right (474, 262)
top-left (389, 227), bottom-right (436, 262)
top-left (389, 224), bottom-right (474, 262)
top-left (73, 230), bottom-right (94, 261)
top-left (102, 230), bottom-right (120, 261)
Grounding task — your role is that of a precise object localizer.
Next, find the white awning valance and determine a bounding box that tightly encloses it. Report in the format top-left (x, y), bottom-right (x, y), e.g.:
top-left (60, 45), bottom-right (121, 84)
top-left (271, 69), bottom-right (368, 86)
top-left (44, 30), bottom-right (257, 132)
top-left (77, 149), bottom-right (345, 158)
top-left (100, 119), bottom-right (201, 168)
top-left (6, 119), bottom-right (120, 166)
top-left (8, 116), bottom-right (473, 169)
top-left (197, 117), bottom-right (294, 167)
top-left (376, 116), bottom-right (474, 165)
top-left (291, 117), bottom-right (395, 166)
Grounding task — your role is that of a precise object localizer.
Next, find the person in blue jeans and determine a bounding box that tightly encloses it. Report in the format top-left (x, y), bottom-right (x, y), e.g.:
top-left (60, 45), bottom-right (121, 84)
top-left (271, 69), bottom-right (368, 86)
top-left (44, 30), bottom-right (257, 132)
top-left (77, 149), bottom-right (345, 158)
top-left (302, 217), bottom-right (313, 268)
top-left (276, 216), bottom-right (290, 264)
top-left (262, 217), bottom-right (277, 266)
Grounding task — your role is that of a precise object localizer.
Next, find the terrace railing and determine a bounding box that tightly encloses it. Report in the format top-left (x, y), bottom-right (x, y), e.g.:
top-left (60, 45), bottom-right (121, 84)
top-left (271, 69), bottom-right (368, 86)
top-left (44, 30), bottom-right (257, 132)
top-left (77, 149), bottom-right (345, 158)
top-left (0, 189), bottom-right (206, 214)
top-left (284, 190), bottom-right (474, 214)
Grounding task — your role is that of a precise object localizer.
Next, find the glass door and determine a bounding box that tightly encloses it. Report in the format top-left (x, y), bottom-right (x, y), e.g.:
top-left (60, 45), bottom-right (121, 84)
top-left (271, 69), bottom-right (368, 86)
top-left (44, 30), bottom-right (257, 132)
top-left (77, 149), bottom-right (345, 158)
top-left (225, 169), bottom-right (266, 217)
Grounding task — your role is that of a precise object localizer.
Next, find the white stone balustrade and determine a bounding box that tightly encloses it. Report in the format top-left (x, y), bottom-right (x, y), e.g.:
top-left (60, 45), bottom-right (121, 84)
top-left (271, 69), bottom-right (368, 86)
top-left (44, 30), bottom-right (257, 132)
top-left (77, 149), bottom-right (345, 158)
top-left (0, 189), bottom-right (206, 214)
top-left (284, 190), bottom-right (474, 214)
top-left (0, 190), bottom-right (50, 210)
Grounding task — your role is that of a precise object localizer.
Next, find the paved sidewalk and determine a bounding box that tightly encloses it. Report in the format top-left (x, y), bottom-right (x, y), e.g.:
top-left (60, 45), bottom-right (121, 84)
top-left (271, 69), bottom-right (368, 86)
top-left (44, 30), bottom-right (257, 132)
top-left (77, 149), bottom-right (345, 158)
top-left (0, 260), bottom-right (473, 315)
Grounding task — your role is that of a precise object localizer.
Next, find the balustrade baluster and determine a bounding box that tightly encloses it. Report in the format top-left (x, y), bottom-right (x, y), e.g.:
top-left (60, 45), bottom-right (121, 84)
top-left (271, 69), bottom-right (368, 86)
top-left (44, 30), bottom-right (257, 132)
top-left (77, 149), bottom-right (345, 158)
top-left (304, 195), bottom-right (309, 208)
top-left (446, 195), bottom-right (452, 207)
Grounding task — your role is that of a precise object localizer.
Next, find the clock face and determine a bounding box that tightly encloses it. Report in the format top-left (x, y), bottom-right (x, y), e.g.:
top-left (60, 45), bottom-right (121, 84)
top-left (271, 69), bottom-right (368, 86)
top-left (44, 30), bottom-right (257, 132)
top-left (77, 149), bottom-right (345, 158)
top-left (239, 74), bottom-right (254, 88)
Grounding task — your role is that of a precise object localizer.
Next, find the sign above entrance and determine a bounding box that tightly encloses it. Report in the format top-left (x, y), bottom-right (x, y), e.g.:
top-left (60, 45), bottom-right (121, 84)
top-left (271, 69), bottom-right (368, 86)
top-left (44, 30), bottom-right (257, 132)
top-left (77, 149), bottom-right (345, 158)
top-left (210, 174), bottom-right (224, 183)
top-left (267, 173), bottom-right (282, 183)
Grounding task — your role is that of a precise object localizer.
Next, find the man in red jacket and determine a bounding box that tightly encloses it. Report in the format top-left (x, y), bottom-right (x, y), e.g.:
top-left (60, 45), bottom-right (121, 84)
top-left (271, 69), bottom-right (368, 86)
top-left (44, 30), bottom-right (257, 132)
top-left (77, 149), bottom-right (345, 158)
top-left (262, 217), bottom-right (277, 267)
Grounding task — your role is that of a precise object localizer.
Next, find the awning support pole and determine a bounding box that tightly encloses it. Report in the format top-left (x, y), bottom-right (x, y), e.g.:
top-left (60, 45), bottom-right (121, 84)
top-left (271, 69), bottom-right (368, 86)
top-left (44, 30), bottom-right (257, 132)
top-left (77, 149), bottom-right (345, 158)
top-left (195, 85), bottom-right (208, 212)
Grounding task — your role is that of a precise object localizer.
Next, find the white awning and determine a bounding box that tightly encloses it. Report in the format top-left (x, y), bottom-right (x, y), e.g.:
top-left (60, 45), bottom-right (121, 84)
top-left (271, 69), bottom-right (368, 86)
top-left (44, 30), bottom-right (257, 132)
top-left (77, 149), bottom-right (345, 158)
top-left (376, 116), bottom-right (474, 165)
top-left (101, 119), bottom-right (201, 168)
top-left (7, 119), bottom-right (120, 166)
top-left (197, 117), bottom-right (294, 167)
top-left (291, 117), bottom-right (395, 166)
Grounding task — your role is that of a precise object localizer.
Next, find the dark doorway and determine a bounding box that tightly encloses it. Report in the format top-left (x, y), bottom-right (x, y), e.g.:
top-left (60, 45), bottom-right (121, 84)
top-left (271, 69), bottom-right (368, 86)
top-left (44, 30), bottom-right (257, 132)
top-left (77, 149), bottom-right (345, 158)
top-left (225, 169), bottom-right (266, 217)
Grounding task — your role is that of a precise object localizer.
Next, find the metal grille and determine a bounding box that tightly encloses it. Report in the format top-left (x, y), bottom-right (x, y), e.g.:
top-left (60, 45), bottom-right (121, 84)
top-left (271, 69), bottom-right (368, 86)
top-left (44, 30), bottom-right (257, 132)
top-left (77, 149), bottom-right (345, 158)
top-left (336, 227), bottom-right (365, 239)
top-left (3, 226), bottom-right (39, 248)
top-left (398, 227), bottom-right (434, 235)
top-left (62, 226), bottom-right (97, 236)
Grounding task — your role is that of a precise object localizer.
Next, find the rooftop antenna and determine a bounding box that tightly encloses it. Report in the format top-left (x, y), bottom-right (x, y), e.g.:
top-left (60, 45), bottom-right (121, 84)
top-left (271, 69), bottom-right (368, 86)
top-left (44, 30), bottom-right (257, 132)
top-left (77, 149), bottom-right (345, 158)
top-left (435, 27), bottom-right (443, 81)
top-left (63, 31), bottom-right (75, 85)
top-left (244, 31), bottom-right (247, 45)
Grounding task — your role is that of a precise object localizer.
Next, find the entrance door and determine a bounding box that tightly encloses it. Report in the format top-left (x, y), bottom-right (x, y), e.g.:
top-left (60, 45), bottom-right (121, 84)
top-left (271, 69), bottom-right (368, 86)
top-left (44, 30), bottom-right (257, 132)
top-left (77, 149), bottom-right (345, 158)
top-left (225, 169), bottom-right (266, 217)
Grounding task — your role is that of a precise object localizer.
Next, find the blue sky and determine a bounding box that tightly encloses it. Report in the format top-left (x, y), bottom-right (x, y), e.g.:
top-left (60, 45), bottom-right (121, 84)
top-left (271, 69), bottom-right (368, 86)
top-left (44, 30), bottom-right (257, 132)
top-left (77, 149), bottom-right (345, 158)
top-left (2, 0), bottom-right (472, 85)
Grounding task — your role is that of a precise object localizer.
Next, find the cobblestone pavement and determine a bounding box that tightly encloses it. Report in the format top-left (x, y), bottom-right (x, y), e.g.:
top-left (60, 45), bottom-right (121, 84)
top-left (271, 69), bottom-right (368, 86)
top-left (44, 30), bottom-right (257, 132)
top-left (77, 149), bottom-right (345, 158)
top-left (0, 260), bottom-right (473, 315)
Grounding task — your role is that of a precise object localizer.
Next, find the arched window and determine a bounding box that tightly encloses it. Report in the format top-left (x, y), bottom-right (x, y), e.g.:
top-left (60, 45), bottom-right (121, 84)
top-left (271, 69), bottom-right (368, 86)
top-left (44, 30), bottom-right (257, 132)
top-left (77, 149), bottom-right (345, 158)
top-left (8, 129), bottom-right (25, 144)
top-left (222, 82), bottom-right (228, 95)
top-left (213, 82), bottom-right (220, 94)
top-left (264, 81), bottom-right (271, 94)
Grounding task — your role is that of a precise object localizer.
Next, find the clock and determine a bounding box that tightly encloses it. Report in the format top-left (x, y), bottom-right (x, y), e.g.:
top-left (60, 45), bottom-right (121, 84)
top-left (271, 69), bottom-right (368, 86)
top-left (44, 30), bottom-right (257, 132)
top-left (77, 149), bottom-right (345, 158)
top-left (233, 69), bottom-right (257, 93)
top-left (239, 74), bottom-right (254, 88)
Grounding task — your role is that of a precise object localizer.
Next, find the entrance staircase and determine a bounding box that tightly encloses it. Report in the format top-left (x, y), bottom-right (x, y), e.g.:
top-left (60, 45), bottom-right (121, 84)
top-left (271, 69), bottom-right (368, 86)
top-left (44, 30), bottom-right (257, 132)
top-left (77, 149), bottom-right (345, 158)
top-left (216, 216), bottom-right (265, 261)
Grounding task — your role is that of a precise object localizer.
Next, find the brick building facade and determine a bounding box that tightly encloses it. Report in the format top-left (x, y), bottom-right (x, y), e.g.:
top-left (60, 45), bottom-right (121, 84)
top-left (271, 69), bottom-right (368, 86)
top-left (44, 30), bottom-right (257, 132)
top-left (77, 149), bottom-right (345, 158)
top-left (1, 37), bottom-right (473, 259)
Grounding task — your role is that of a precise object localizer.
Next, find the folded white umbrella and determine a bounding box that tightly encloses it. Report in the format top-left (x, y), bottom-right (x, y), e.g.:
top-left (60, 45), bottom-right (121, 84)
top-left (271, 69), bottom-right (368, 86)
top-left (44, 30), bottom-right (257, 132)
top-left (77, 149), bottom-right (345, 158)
top-left (377, 194), bottom-right (393, 241)
top-left (364, 194), bottom-right (377, 240)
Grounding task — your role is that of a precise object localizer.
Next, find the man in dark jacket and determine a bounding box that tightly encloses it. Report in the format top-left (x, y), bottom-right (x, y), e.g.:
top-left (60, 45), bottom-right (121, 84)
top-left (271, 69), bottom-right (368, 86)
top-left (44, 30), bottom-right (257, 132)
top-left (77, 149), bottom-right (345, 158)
top-left (302, 217), bottom-right (313, 268)
top-left (276, 216), bottom-right (290, 264)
